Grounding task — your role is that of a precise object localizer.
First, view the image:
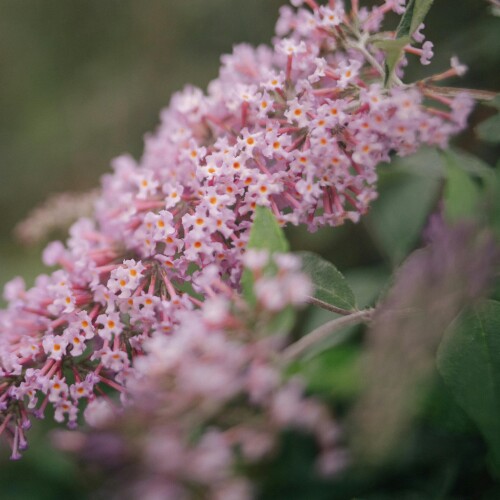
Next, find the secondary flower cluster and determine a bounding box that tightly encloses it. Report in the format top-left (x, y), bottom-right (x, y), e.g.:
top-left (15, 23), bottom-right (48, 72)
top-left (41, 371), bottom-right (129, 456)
top-left (0, 0), bottom-right (472, 459)
top-left (14, 189), bottom-right (98, 245)
top-left (54, 251), bottom-right (342, 499)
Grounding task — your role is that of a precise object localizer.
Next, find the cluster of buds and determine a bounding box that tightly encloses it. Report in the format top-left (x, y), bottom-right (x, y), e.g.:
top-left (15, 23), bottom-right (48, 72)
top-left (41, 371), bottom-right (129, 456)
top-left (1, 0), bottom-right (472, 461)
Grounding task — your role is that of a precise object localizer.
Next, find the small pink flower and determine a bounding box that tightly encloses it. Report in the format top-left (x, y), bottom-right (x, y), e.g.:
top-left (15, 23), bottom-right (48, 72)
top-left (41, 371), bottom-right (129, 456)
top-left (96, 312), bottom-right (123, 341)
top-left (101, 348), bottom-right (129, 372)
top-left (45, 376), bottom-right (69, 403)
top-left (42, 335), bottom-right (68, 361)
top-left (64, 328), bottom-right (87, 357)
top-left (420, 41), bottom-right (434, 65)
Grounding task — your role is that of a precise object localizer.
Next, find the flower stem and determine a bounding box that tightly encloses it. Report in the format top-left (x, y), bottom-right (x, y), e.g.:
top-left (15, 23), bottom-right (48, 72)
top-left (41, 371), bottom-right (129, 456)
top-left (306, 296), bottom-right (355, 316)
top-left (421, 84), bottom-right (498, 103)
top-left (281, 308), bottom-right (374, 362)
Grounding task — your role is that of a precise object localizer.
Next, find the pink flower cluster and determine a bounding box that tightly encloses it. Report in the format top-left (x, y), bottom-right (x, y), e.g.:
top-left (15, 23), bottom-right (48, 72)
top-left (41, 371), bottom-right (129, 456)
top-left (58, 252), bottom-right (341, 499)
top-left (0, 0), bottom-right (472, 460)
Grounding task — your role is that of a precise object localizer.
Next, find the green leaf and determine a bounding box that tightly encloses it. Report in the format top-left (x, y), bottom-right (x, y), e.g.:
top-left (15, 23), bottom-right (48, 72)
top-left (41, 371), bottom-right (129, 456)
top-left (298, 251), bottom-right (357, 311)
top-left (365, 169), bottom-right (441, 265)
top-left (380, 0), bottom-right (434, 85)
top-left (344, 266), bottom-right (390, 309)
top-left (437, 300), bottom-right (500, 473)
top-left (389, 146), bottom-right (445, 179)
top-left (393, 146), bottom-right (492, 182)
top-left (443, 150), bottom-right (481, 223)
top-left (486, 94), bottom-right (500, 110)
top-left (289, 345), bottom-right (362, 399)
top-left (447, 147), bottom-right (495, 182)
top-left (246, 205), bottom-right (289, 253)
top-left (487, 166), bottom-right (500, 238)
top-left (173, 279), bottom-right (204, 302)
top-left (396, 0), bottom-right (435, 39)
top-left (374, 38), bottom-right (409, 85)
top-left (242, 206), bottom-right (289, 303)
top-left (477, 113), bottom-right (500, 144)
top-left (475, 94), bottom-right (500, 143)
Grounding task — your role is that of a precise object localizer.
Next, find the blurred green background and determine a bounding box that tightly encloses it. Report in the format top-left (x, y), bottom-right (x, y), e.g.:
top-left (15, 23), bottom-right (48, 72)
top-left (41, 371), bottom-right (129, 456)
top-left (0, 0), bottom-right (498, 498)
